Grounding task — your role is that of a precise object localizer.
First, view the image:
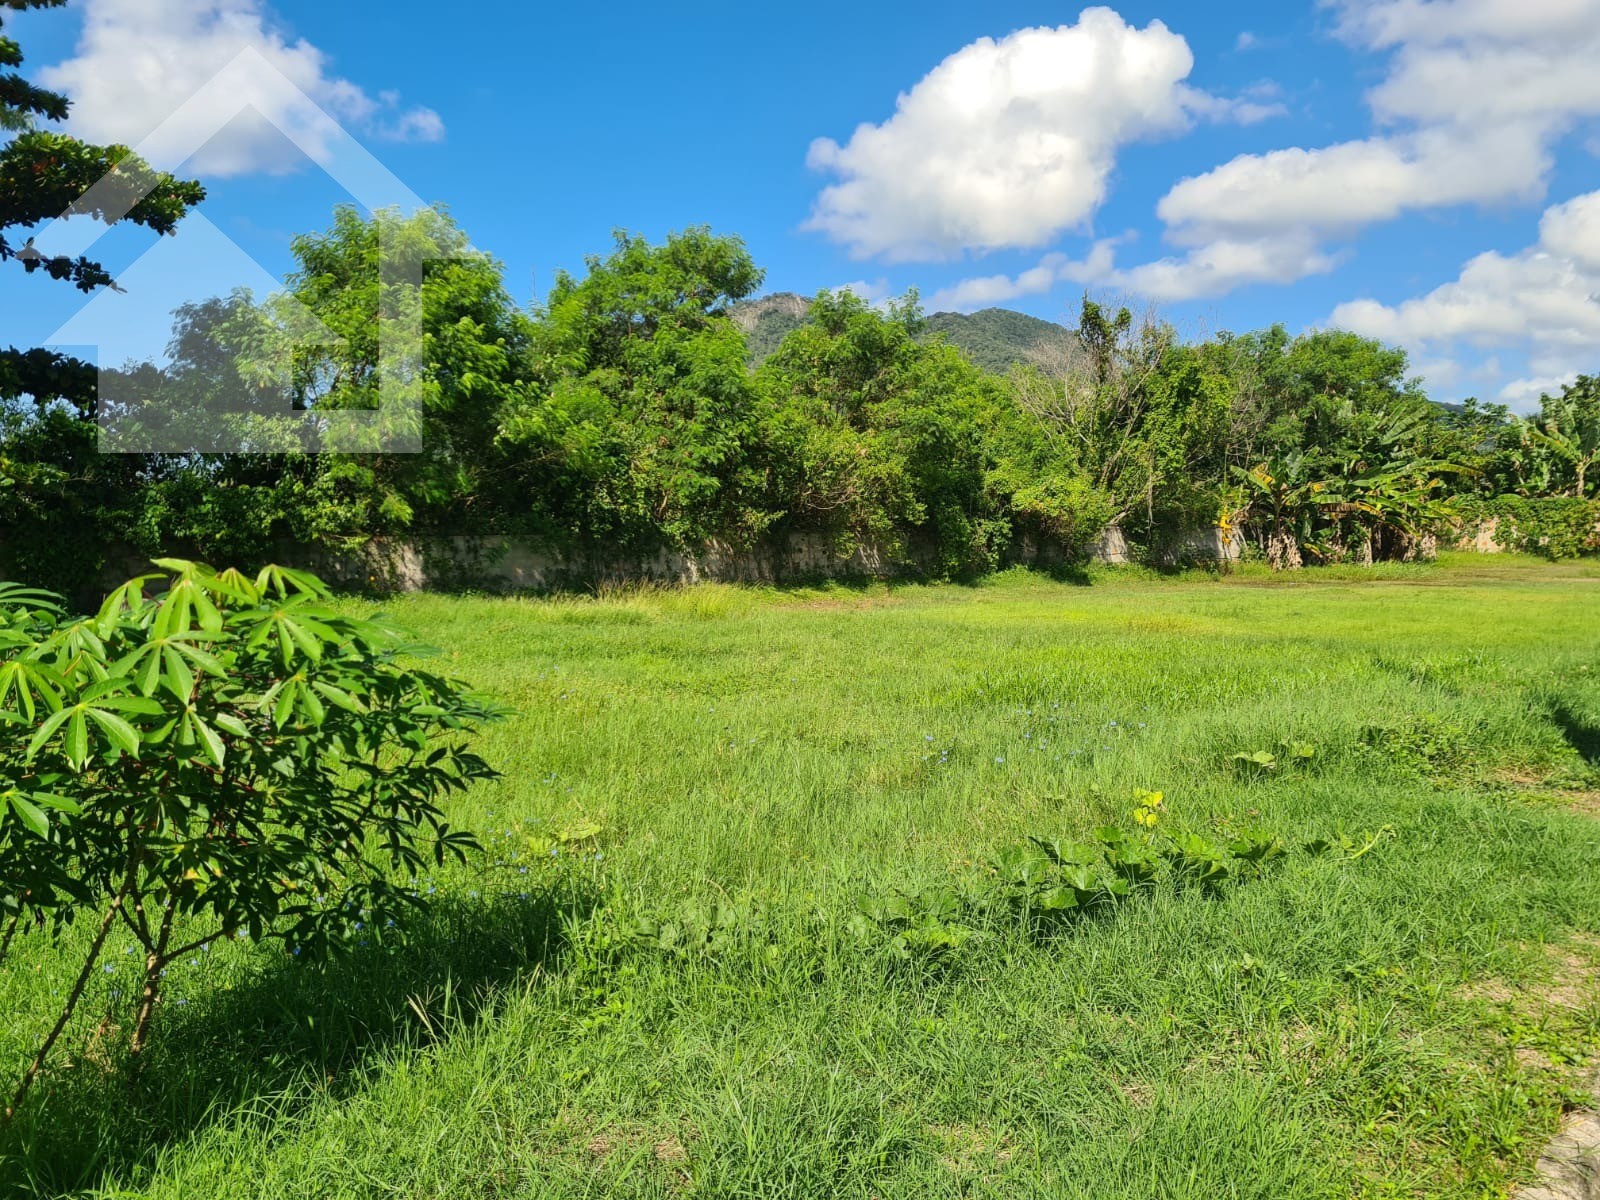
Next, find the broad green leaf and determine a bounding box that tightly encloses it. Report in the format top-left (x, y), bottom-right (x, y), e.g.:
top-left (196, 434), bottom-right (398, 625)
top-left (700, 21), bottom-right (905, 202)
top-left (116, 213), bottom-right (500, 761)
top-left (26, 706), bottom-right (73, 760)
top-left (285, 618), bottom-right (325, 663)
top-left (213, 712), bottom-right (250, 738)
top-left (64, 711), bottom-right (88, 769)
top-left (310, 681), bottom-right (364, 713)
top-left (27, 791), bottom-right (81, 815)
top-left (162, 645), bottom-right (195, 701)
top-left (300, 685), bottom-right (326, 727)
top-left (87, 708), bottom-right (142, 757)
top-left (192, 716), bottom-right (225, 768)
top-left (272, 683), bottom-right (298, 729)
top-left (7, 794), bottom-right (49, 837)
top-left (132, 645), bottom-right (161, 695)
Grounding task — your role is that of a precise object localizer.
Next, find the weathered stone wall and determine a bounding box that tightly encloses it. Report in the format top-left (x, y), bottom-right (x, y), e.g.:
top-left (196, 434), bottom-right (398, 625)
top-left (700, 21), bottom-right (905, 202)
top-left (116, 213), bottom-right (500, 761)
top-left (291, 532), bottom-right (909, 594)
top-left (1457, 517), bottom-right (1506, 554)
top-left (91, 523), bottom-right (1248, 596)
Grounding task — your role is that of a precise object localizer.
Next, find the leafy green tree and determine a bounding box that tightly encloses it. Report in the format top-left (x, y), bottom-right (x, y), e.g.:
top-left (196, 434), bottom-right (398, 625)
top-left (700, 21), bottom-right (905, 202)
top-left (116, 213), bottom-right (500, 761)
top-left (0, 0), bottom-right (206, 593)
top-left (500, 228), bottom-right (776, 550)
top-left (757, 290), bottom-right (1008, 574)
top-left (1001, 298), bottom-right (1233, 556)
top-left (1224, 326), bottom-right (1434, 465)
top-left (1, 561), bottom-right (503, 1116)
top-left (1526, 375), bottom-right (1600, 499)
top-left (89, 208), bottom-right (537, 562)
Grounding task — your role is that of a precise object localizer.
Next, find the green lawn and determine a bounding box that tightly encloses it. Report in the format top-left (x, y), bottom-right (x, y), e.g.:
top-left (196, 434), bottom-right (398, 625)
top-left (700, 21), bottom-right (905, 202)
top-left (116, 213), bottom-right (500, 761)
top-left (4, 554), bottom-right (1600, 1198)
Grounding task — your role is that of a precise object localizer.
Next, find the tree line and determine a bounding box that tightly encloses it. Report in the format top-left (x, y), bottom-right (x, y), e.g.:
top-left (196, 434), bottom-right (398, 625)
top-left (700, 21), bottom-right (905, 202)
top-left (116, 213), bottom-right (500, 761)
top-left (2, 1), bottom-right (1596, 598)
top-left (6, 208), bottom-right (1599, 597)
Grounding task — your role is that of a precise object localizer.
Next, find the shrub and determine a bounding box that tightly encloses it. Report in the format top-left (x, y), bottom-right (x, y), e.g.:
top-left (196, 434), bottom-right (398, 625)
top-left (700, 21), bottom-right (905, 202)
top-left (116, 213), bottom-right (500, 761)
top-left (1463, 496), bottom-right (1600, 560)
top-left (0, 561), bottom-right (503, 1117)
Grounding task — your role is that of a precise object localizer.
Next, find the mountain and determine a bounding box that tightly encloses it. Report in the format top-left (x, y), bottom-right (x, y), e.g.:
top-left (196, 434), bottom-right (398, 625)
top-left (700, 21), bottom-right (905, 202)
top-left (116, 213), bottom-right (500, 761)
top-left (922, 308), bottom-right (1072, 374)
top-left (730, 293), bottom-right (1072, 374)
top-left (730, 293), bottom-right (812, 363)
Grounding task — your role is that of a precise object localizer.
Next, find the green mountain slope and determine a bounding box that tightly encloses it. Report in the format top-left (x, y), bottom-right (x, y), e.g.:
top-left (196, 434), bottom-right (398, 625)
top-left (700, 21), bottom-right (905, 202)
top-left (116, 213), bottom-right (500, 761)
top-left (731, 294), bottom-right (1073, 374)
top-left (922, 308), bottom-right (1072, 374)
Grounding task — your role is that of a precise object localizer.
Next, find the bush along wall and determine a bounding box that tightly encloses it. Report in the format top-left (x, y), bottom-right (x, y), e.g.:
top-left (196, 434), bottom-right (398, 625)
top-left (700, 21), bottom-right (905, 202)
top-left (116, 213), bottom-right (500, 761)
top-left (1459, 497), bottom-right (1600, 560)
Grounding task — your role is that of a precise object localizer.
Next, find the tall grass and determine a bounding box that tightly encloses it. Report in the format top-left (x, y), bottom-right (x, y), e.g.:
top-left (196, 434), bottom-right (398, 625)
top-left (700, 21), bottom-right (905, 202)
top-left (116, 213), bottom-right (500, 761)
top-left (2, 554), bottom-right (1598, 1198)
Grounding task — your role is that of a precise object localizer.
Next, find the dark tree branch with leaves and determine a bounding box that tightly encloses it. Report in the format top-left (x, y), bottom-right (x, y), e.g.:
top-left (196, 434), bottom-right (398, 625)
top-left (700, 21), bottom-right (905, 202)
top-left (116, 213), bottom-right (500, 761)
top-left (0, 0), bottom-right (205, 593)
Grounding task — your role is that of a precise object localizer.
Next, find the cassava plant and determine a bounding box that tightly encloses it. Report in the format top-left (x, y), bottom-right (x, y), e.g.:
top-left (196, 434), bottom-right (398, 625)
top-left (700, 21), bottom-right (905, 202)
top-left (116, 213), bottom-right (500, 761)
top-left (0, 560), bottom-right (504, 1118)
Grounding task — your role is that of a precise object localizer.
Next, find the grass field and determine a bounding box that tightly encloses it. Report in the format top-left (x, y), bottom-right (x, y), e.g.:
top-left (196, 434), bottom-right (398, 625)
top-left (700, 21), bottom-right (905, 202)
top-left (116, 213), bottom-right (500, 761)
top-left (4, 553), bottom-right (1600, 1198)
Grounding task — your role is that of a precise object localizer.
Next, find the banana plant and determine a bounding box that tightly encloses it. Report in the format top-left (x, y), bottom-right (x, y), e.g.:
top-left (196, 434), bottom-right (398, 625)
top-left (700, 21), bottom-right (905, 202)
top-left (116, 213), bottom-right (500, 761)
top-left (1232, 456), bottom-right (1330, 569)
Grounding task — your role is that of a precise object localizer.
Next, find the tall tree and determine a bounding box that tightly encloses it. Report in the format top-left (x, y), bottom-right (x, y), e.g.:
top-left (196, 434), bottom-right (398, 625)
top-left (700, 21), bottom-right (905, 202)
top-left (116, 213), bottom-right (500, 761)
top-left (500, 228), bottom-right (774, 550)
top-left (0, 0), bottom-right (205, 591)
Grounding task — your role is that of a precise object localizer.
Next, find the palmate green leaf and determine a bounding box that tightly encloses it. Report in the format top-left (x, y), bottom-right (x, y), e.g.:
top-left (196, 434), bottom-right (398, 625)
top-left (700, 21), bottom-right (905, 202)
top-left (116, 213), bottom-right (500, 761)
top-left (154, 577), bottom-right (225, 638)
top-left (96, 574), bottom-right (161, 632)
top-left (0, 583), bottom-right (64, 617)
top-left (113, 633), bottom-right (228, 698)
top-left (209, 567), bottom-right (261, 604)
top-left (255, 564), bottom-right (331, 600)
top-left (0, 658), bottom-right (63, 721)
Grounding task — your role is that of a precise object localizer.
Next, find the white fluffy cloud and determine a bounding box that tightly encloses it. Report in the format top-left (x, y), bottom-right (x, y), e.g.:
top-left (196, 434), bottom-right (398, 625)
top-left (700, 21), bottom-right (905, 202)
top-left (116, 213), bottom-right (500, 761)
top-left (927, 240), bottom-right (1122, 311)
top-left (1108, 234), bottom-right (1340, 302)
top-left (1330, 189), bottom-right (1600, 407)
top-left (40, 0), bottom-right (445, 176)
top-left (1114, 0), bottom-right (1600, 299)
top-left (831, 279), bottom-right (893, 305)
top-left (804, 9), bottom-right (1271, 263)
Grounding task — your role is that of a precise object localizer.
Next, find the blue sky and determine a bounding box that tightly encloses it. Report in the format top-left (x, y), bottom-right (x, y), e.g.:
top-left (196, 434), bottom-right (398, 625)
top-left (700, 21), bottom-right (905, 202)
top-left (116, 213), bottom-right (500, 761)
top-left (8, 0), bottom-right (1600, 410)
